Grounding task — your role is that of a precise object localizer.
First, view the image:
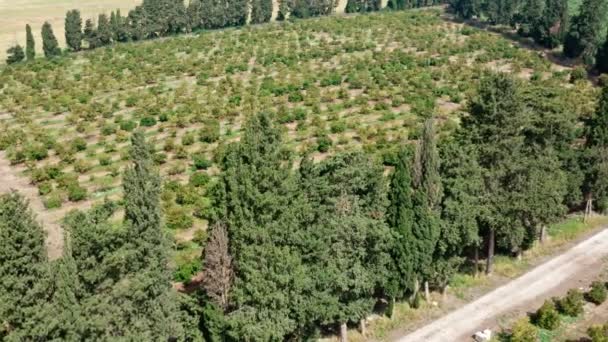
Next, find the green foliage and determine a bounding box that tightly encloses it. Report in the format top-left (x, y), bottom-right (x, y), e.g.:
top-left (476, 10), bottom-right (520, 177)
top-left (165, 206), bottom-right (194, 230)
top-left (6, 45), bottom-right (25, 65)
top-left (0, 192), bottom-right (49, 339)
top-left (346, 0), bottom-right (381, 13)
top-left (564, 0), bottom-right (607, 61)
top-left (25, 24), bottom-right (35, 60)
top-left (190, 171), bottom-right (210, 187)
top-left (555, 289), bottom-right (584, 316)
top-left (533, 300), bottom-right (560, 330)
top-left (41, 21), bottom-right (61, 58)
top-left (140, 116), bottom-right (157, 127)
top-left (586, 281), bottom-right (607, 304)
top-left (67, 183), bottom-right (87, 202)
top-left (65, 9), bottom-right (83, 52)
top-left (510, 317), bottom-right (538, 342)
top-left (588, 324), bottom-right (608, 342)
top-left (598, 32), bottom-right (608, 73)
top-left (583, 84), bottom-right (608, 211)
top-left (386, 147), bottom-right (416, 299)
top-left (251, 0), bottom-right (273, 24)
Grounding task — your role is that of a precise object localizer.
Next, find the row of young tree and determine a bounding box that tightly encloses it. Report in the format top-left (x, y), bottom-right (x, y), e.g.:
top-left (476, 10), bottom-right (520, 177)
top-left (2, 72), bottom-right (608, 341)
top-left (449, 0), bottom-right (608, 73)
top-left (5, 0), bottom-right (449, 65)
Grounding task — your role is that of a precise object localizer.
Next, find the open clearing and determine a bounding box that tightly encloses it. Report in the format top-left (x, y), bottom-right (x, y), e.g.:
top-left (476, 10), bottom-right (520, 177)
top-left (395, 228), bottom-right (608, 342)
top-left (0, 0), bottom-right (141, 60)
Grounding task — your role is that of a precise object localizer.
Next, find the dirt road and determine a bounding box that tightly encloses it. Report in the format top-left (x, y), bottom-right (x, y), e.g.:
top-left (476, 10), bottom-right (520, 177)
top-left (396, 227), bottom-right (608, 342)
top-left (0, 151), bottom-right (68, 260)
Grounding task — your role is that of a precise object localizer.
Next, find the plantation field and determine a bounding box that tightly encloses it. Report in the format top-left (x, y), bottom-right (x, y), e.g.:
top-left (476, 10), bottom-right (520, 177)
top-left (0, 0), bottom-right (141, 60)
top-left (0, 8), bottom-right (598, 267)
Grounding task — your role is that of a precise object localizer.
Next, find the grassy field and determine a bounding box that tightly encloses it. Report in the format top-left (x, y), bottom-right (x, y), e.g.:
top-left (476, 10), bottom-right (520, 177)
top-left (0, 8), bottom-right (599, 274)
top-left (0, 0), bottom-right (141, 60)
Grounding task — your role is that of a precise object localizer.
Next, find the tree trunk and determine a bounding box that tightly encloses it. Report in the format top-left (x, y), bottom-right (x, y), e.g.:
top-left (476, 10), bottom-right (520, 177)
top-left (486, 229), bottom-right (495, 275)
top-left (539, 225), bottom-right (547, 244)
top-left (424, 281), bottom-right (430, 301)
top-left (442, 285), bottom-right (449, 302)
top-left (474, 247), bottom-right (479, 278)
top-left (388, 297), bottom-right (395, 318)
top-left (515, 249), bottom-right (522, 261)
top-left (340, 322), bottom-right (348, 342)
top-left (359, 318), bottom-right (366, 336)
top-left (585, 196), bottom-right (593, 223)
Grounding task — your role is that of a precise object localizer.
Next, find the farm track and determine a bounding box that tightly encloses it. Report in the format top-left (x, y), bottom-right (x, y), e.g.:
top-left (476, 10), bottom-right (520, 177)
top-left (0, 151), bottom-right (93, 260)
top-left (395, 227), bottom-right (608, 342)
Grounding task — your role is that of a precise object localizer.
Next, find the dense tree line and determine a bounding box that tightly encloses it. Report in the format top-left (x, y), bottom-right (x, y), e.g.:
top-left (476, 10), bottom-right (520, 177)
top-left (6, 0), bottom-right (448, 64)
top-left (2, 71), bottom-right (606, 340)
top-left (449, 0), bottom-right (608, 72)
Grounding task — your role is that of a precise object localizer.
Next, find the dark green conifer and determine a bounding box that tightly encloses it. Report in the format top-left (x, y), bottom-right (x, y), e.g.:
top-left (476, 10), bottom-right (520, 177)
top-left (65, 9), bottom-right (83, 51)
top-left (25, 24), bottom-right (35, 60)
top-left (0, 192), bottom-right (49, 339)
top-left (41, 21), bottom-right (61, 57)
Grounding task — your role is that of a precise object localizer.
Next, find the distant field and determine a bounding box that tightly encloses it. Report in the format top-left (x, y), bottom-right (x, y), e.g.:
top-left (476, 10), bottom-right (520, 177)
top-left (0, 0), bottom-right (141, 60)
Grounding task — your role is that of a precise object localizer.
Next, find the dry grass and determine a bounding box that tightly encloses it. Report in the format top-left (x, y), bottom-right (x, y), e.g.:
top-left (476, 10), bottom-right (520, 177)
top-left (0, 0), bottom-right (141, 60)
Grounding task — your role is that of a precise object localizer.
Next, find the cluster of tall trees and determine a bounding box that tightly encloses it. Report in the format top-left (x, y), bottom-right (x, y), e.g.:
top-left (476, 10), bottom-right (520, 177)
top-left (2, 72), bottom-right (608, 341)
top-left (5, 0), bottom-right (448, 64)
top-left (449, 0), bottom-right (608, 71)
top-left (1, 132), bottom-right (195, 340)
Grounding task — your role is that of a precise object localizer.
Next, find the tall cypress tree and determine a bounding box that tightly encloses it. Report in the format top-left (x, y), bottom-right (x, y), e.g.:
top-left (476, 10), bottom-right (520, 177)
top-left (41, 21), bottom-right (61, 57)
top-left (212, 113), bottom-right (306, 341)
top-left (386, 147), bottom-right (416, 308)
top-left (564, 0), bottom-right (607, 61)
top-left (97, 14), bottom-right (112, 46)
top-left (64, 9), bottom-right (83, 51)
top-left (109, 131), bottom-right (183, 339)
top-left (532, 0), bottom-right (568, 48)
top-left (412, 118), bottom-right (442, 296)
top-left (298, 152), bottom-right (391, 339)
top-left (251, 0), bottom-right (273, 24)
top-left (438, 137), bottom-right (483, 276)
top-left (596, 33), bottom-right (608, 73)
top-left (83, 19), bottom-right (99, 49)
top-left (583, 85), bottom-right (608, 215)
top-left (25, 24), bottom-right (35, 60)
top-left (462, 73), bottom-right (528, 274)
top-left (0, 192), bottom-right (49, 339)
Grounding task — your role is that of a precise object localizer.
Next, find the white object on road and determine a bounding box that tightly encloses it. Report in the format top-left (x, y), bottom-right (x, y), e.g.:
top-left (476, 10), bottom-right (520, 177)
top-left (473, 329), bottom-right (492, 342)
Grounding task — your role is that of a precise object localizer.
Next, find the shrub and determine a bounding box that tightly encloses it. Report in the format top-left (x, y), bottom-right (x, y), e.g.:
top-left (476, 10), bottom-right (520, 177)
top-left (166, 206), bottom-right (194, 230)
top-left (586, 281), bottom-right (607, 305)
top-left (43, 192), bottom-right (62, 209)
top-left (193, 154), bottom-right (212, 170)
top-left (190, 172), bottom-right (210, 187)
top-left (510, 317), bottom-right (538, 342)
top-left (570, 66), bottom-right (587, 83)
top-left (533, 300), bottom-right (560, 330)
top-left (317, 136), bottom-right (332, 153)
top-left (67, 184), bottom-right (87, 202)
top-left (98, 155), bottom-right (112, 166)
top-left (26, 144), bottom-right (48, 161)
top-left (182, 133), bottom-right (196, 146)
top-left (173, 259), bottom-right (201, 283)
top-left (38, 181), bottom-right (53, 196)
top-left (101, 124), bottom-right (116, 136)
top-left (120, 120), bottom-right (137, 131)
top-left (193, 229), bottom-right (208, 245)
top-left (71, 137), bottom-right (87, 151)
top-left (199, 120), bottom-right (220, 143)
top-left (153, 153), bottom-right (167, 165)
top-left (73, 159), bottom-right (91, 173)
top-left (588, 324), bottom-right (608, 342)
top-left (556, 289), bottom-right (584, 317)
top-left (140, 116), bottom-right (157, 127)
